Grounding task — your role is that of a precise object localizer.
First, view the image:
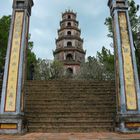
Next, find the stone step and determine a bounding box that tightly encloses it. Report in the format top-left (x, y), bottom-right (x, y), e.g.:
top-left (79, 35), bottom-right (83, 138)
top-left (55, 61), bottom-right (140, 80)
top-left (26, 107), bottom-right (116, 112)
top-left (26, 85), bottom-right (115, 88)
top-left (26, 112), bottom-right (115, 116)
top-left (28, 125), bottom-right (114, 132)
top-left (26, 113), bottom-right (115, 118)
top-left (26, 95), bottom-right (115, 99)
top-left (26, 85), bottom-right (115, 87)
top-left (26, 101), bottom-right (115, 106)
top-left (26, 88), bottom-right (115, 91)
top-left (26, 84), bottom-right (115, 86)
top-left (26, 86), bottom-right (115, 89)
top-left (25, 108), bottom-right (116, 113)
top-left (27, 97), bottom-right (115, 100)
top-left (26, 98), bottom-right (115, 102)
top-left (26, 104), bottom-right (116, 109)
top-left (26, 84), bottom-right (115, 87)
top-left (26, 108), bottom-right (115, 114)
top-left (26, 90), bottom-right (115, 92)
top-left (26, 99), bottom-right (115, 102)
top-left (26, 91), bottom-right (115, 94)
top-left (26, 87), bottom-right (115, 89)
top-left (25, 112), bottom-right (115, 118)
top-left (26, 89), bottom-right (115, 92)
top-left (26, 102), bottom-right (116, 106)
top-left (26, 96), bottom-right (115, 99)
top-left (26, 80), bottom-right (115, 83)
top-left (28, 122), bottom-right (114, 127)
top-left (26, 92), bottom-right (115, 95)
top-left (30, 86), bottom-right (114, 88)
top-left (26, 116), bottom-right (115, 120)
top-left (26, 96), bottom-right (115, 100)
top-left (27, 118), bottom-right (114, 123)
top-left (26, 99), bottom-right (116, 102)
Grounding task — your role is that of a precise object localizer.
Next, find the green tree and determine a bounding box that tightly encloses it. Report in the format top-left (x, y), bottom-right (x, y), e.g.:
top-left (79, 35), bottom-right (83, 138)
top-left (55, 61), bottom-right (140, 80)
top-left (0, 16), bottom-right (11, 75)
top-left (34, 59), bottom-right (64, 80)
top-left (77, 52), bottom-right (114, 80)
top-left (27, 34), bottom-right (37, 80)
top-left (50, 60), bottom-right (64, 79)
top-left (128, 0), bottom-right (140, 46)
top-left (78, 56), bottom-right (104, 80)
top-left (105, 0), bottom-right (140, 77)
top-left (34, 58), bottom-right (50, 80)
top-left (105, 0), bottom-right (140, 41)
top-left (0, 15), bottom-right (37, 80)
top-left (96, 46), bottom-right (114, 74)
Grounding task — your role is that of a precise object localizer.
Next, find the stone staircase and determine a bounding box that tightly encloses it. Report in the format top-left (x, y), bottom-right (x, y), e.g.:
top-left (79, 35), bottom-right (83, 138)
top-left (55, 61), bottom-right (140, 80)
top-left (25, 80), bottom-right (116, 132)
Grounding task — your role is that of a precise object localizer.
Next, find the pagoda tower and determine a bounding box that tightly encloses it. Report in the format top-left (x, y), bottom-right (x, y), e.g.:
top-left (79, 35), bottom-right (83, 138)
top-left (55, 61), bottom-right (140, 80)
top-left (53, 10), bottom-right (86, 75)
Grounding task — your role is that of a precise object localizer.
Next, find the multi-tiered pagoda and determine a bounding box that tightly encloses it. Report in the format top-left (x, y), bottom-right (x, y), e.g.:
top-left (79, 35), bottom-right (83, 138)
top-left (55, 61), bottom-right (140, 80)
top-left (53, 10), bottom-right (86, 75)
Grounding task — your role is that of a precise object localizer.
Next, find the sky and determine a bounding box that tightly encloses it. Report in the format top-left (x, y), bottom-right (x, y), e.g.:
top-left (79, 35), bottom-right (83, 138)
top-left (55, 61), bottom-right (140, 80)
top-left (0, 0), bottom-right (140, 60)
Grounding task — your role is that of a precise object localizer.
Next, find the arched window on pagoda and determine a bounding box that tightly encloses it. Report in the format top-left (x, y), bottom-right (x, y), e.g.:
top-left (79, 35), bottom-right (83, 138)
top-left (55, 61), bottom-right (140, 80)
top-left (68, 15), bottom-right (71, 19)
top-left (67, 22), bottom-right (71, 26)
top-left (67, 41), bottom-right (72, 47)
top-left (67, 31), bottom-right (71, 35)
top-left (66, 54), bottom-right (73, 61)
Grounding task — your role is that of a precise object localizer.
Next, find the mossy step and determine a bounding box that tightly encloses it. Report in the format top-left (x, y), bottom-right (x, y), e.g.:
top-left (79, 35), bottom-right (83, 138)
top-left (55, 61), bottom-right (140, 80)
top-left (25, 113), bottom-right (115, 118)
top-left (26, 101), bottom-right (116, 106)
top-left (25, 109), bottom-right (116, 113)
top-left (27, 125), bottom-right (114, 132)
top-left (27, 118), bottom-right (114, 123)
top-left (28, 122), bottom-right (114, 127)
top-left (26, 105), bottom-right (116, 109)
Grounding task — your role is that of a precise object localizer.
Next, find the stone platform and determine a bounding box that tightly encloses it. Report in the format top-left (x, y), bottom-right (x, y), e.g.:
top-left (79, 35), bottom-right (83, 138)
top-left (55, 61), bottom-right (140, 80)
top-left (0, 133), bottom-right (140, 140)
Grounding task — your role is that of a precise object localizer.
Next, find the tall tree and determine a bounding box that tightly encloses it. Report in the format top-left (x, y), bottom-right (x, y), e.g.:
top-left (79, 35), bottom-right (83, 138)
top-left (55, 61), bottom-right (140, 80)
top-left (96, 46), bottom-right (114, 74)
top-left (34, 59), bottom-right (64, 80)
top-left (105, 0), bottom-right (140, 41)
top-left (105, 0), bottom-right (140, 77)
top-left (34, 58), bottom-right (50, 80)
top-left (0, 15), bottom-right (37, 80)
top-left (0, 16), bottom-right (11, 77)
top-left (77, 56), bottom-right (105, 80)
top-left (49, 60), bottom-right (64, 79)
top-left (26, 34), bottom-right (37, 80)
top-left (77, 51), bottom-right (115, 80)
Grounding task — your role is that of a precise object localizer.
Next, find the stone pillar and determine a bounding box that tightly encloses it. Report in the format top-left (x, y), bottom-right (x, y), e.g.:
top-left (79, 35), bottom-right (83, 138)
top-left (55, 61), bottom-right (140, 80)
top-left (108, 0), bottom-right (140, 133)
top-left (0, 0), bottom-right (33, 134)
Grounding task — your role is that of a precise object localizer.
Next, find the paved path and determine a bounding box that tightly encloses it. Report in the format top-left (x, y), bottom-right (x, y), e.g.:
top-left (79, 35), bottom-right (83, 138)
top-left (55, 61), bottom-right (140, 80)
top-left (0, 133), bottom-right (140, 140)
